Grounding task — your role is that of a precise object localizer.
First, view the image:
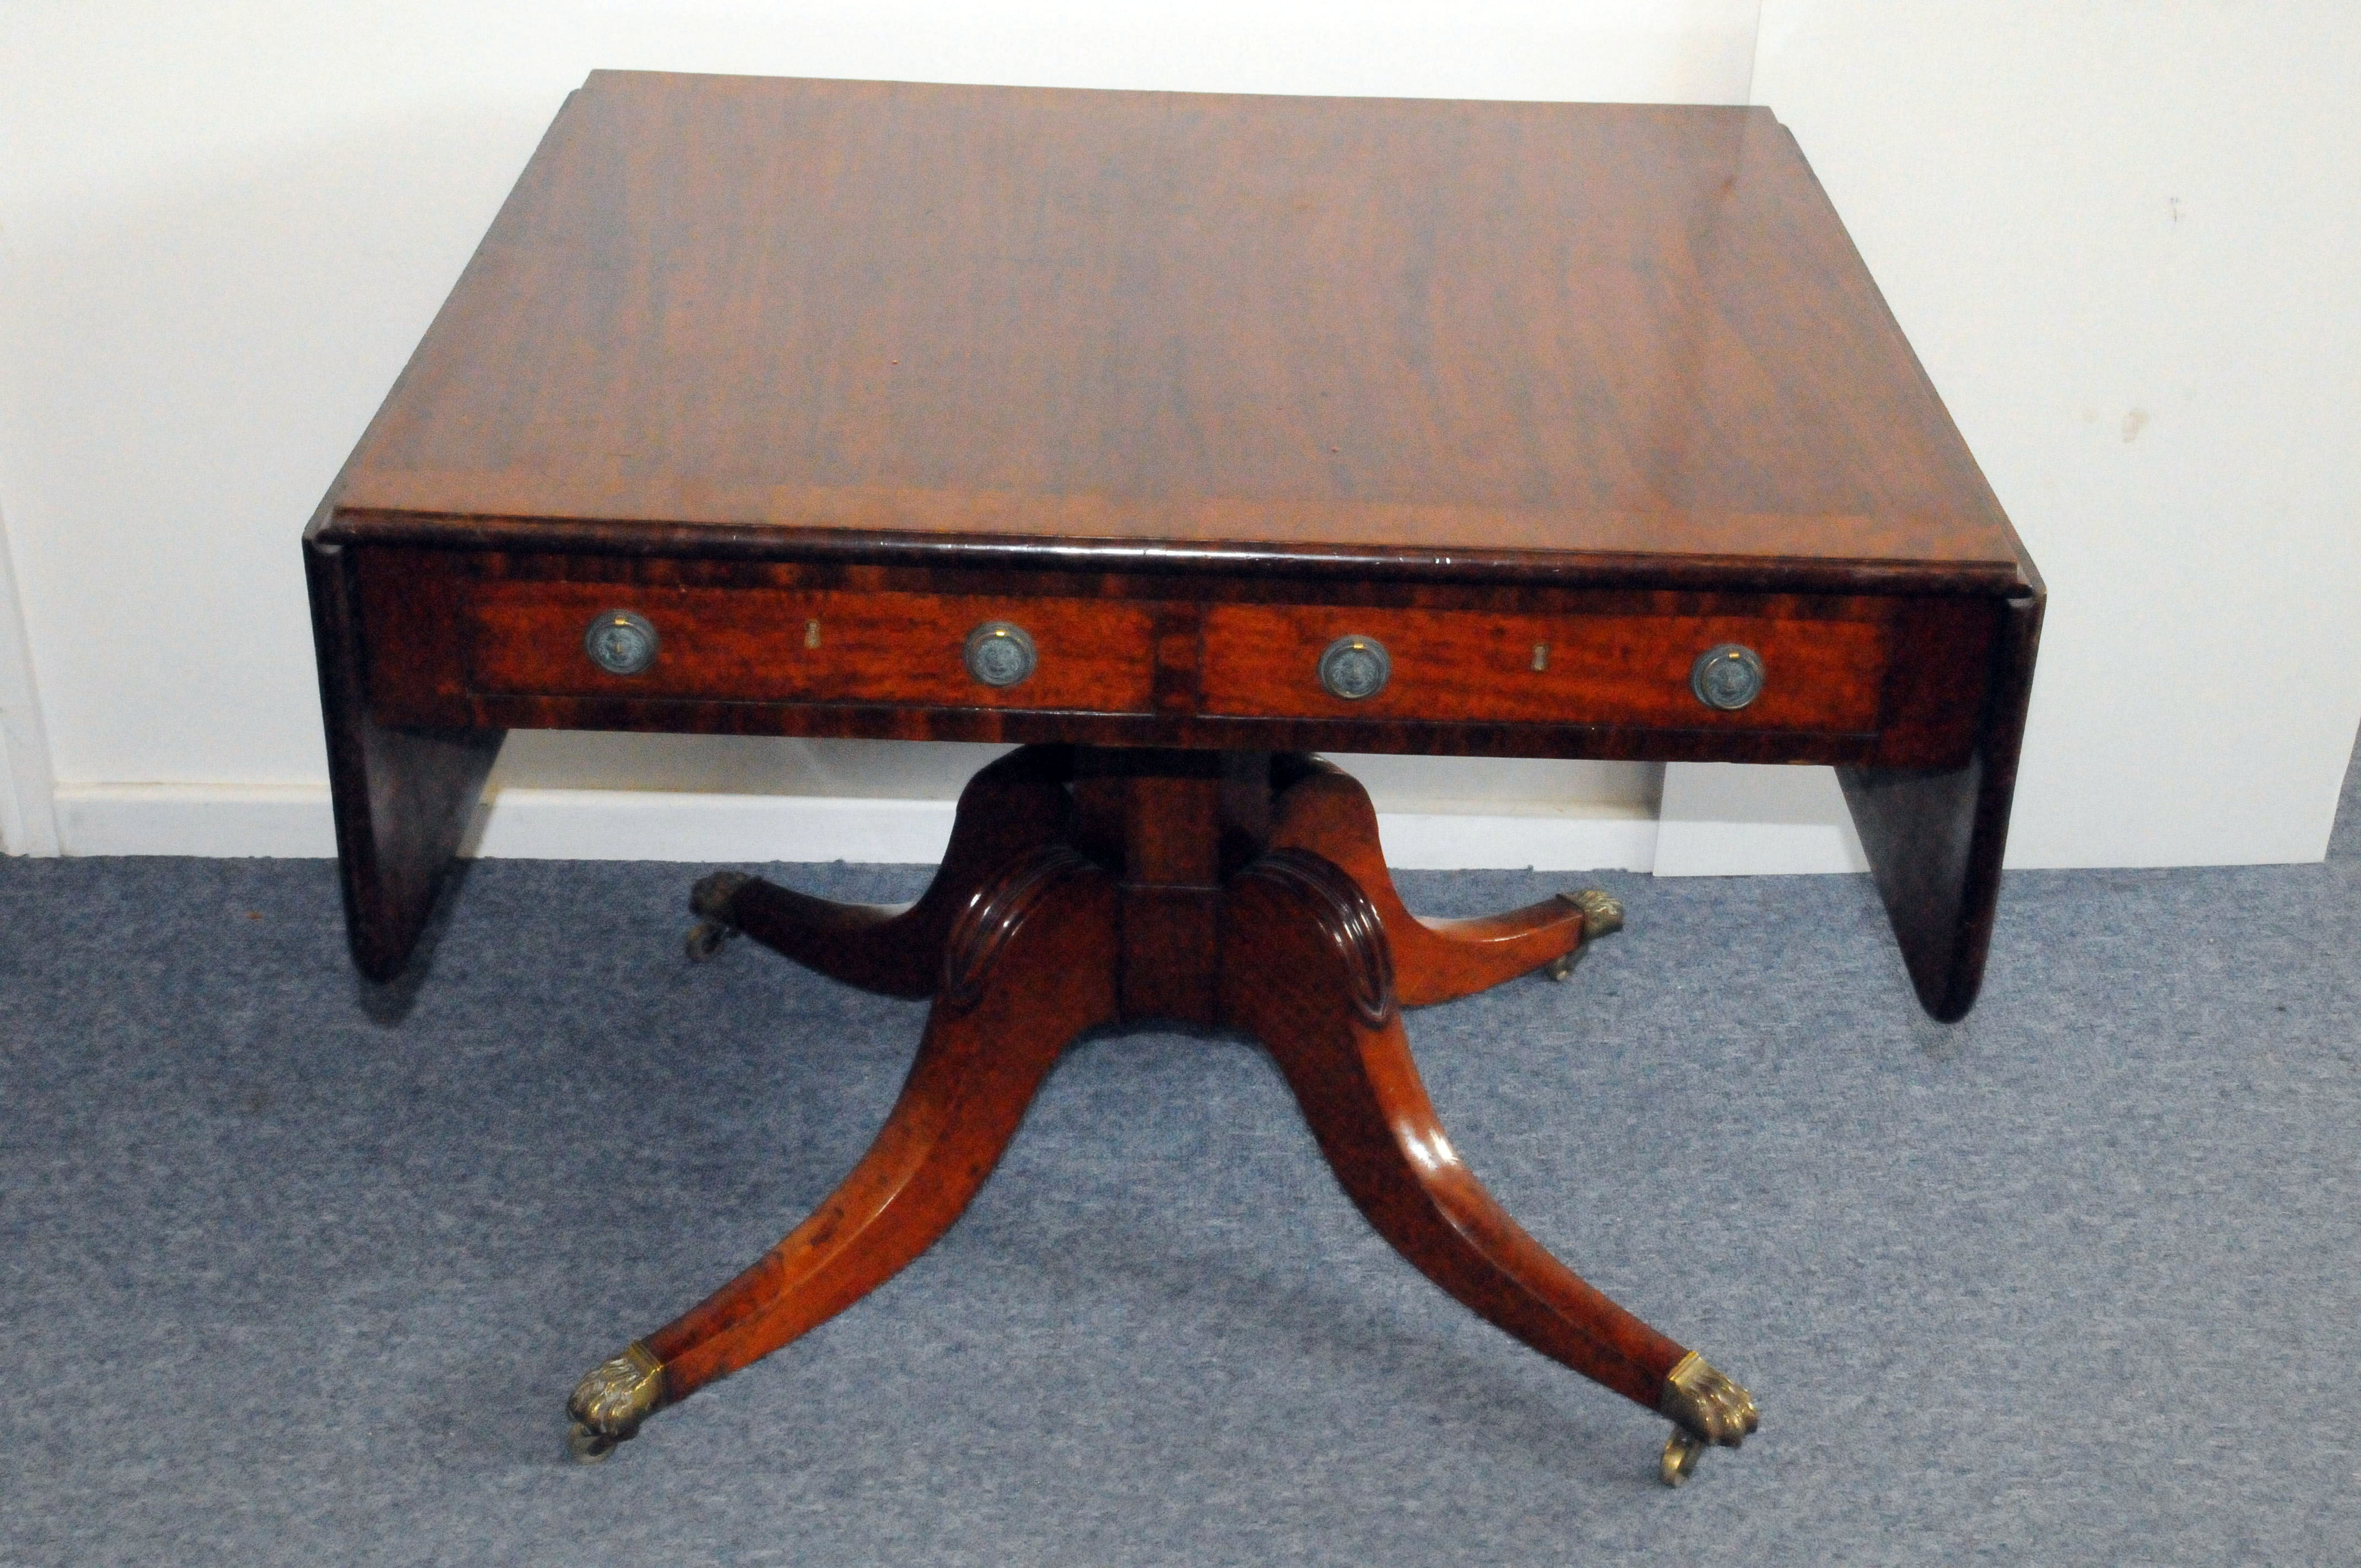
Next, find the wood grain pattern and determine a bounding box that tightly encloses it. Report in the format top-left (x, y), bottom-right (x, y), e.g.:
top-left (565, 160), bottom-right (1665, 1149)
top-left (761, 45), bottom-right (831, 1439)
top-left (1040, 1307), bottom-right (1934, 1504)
top-left (648, 842), bottom-right (1118, 1400)
top-left (329, 506), bottom-right (2023, 597)
top-left (327, 72), bottom-right (2025, 589)
top-left (301, 75), bottom-right (2043, 1464)
top-left (1839, 587), bottom-right (2044, 1020)
top-left (466, 578), bottom-right (1160, 712)
top-left (625, 746), bottom-right (1693, 1431)
top-left (1201, 601), bottom-right (1889, 731)
top-left (1221, 827), bottom-right (1683, 1410)
top-left (719, 747), bottom-right (1074, 997)
top-left (306, 536), bottom-right (502, 982)
top-left (1267, 755), bottom-right (1590, 1008)
top-left (307, 72), bottom-right (2041, 1021)
top-left (349, 545), bottom-right (1991, 771)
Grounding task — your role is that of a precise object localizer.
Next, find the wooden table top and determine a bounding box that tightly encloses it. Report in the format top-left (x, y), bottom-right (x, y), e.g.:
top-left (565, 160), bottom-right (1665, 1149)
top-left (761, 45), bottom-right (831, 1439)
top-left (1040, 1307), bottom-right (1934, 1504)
top-left (335, 69), bottom-right (2029, 594)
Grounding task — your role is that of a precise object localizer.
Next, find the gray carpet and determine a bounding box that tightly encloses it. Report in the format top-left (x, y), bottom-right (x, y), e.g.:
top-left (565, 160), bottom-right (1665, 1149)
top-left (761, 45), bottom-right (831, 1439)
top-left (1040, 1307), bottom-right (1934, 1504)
top-left (3, 745), bottom-right (2357, 1566)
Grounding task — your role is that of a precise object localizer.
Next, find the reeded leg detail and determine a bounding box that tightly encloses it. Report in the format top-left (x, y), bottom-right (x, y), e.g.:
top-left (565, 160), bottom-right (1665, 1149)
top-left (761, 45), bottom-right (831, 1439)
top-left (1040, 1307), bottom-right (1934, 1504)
top-left (1267, 758), bottom-right (1618, 1006)
top-left (1221, 845), bottom-right (1754, 1478)
top-left (691, 747), bottom-right (1076, 997)
top-left (581, 747), bottom-right (1749, 1482)
top-left (567, 841), bottom-right (1118, 1450)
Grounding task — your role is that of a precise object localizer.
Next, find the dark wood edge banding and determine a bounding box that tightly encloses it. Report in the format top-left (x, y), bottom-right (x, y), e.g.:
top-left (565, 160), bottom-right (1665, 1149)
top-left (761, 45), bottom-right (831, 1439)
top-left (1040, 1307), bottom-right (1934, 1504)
top-left (312, 509), bottom-right (2031, 599)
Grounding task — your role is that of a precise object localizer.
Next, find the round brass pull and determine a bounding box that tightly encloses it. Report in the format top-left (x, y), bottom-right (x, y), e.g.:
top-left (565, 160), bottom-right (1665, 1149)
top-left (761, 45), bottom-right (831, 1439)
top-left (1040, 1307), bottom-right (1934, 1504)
top-left (583, 609), bottom-right (659, 676)
top-left (1691, 644), bottom-right (1765, 710)
top-left (1318, 635), bottom-right (1391, 701)
top-left (964, 622), bottom-right (1037, 688)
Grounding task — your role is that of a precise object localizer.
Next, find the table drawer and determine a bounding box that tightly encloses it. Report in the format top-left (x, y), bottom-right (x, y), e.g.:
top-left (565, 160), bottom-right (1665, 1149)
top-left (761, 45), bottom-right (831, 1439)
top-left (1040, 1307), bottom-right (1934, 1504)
top-left (464, 580), bottom-right (1161, 712)
top-left (1200, 603), bottom-right (1889, 732)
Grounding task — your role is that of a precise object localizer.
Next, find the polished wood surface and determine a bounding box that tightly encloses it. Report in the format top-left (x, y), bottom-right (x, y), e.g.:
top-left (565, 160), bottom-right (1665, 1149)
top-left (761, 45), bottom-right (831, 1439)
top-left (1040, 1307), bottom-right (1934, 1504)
top-left (651, 839), bottom-right (1119, 1397)
top-left (308, 73), bottom-right (2045, 1473)
top-left (1265, 755), bottom-right (1591, 1009)
top-left (304, 536), bottom-right (501, 982)
top-left (327, 72), bottom-right (2025, 589)
top-left (469, 579), bottom-right (1162, 712)
top-left (344, 545), bottom-right (1996, 768)
top-left (715, 747), bottom-right (1075, 997)
top-left (1221, 848), bottom-right (1680, 1409)
top-left (1199, 600), bottom-right (1891, 729)
top-left (623, 748), bottom-right (1686, 1430)
top-left (1840, 587), bottom-right (2044, 1020)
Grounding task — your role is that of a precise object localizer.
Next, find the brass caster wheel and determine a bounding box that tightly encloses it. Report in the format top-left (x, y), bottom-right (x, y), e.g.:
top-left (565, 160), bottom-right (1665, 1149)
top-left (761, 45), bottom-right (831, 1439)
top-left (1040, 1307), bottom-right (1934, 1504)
top-left (684, 869), bottom-right (753, 962)
top-left (1543, 888), bottom-right (1624, 981)
top-left (684, 918), bottom-right (736, 962)
top-left (1660, 1429), bottom-right (1706, 1487)
top-left (567, 1420), bottom-right (623, 1463)
top-left (1655, 1350), bottom-right (1758, 1487)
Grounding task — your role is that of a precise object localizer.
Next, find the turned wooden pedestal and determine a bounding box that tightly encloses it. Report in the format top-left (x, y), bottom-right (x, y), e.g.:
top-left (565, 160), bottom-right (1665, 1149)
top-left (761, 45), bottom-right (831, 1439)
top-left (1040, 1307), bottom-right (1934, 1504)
top-left (562, 747), bottom-right (1760, 1482)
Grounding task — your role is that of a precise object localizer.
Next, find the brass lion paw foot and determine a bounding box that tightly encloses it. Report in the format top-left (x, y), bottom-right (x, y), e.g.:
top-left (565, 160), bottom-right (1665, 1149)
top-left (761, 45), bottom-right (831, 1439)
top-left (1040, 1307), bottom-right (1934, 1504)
top-left (1656, 1351), bottom-right (1759, 1486)
top-left (1542, 889), bottom-right (1624, 981)
top-left (565, 1342), bottom-right (666, 1462)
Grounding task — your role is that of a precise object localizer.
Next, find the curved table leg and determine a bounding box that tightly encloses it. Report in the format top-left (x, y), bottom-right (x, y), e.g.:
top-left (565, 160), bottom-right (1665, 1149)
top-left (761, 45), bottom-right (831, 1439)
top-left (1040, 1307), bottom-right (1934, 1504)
top-left (1268, 757), bottom-right (1622, 1008)
top-left (568, 841), bottom-right (1118, 1458)
top-left (1218, 844), bottom-right (1756, 1482)
top-left (688, 745), bottom-right (1076, 997)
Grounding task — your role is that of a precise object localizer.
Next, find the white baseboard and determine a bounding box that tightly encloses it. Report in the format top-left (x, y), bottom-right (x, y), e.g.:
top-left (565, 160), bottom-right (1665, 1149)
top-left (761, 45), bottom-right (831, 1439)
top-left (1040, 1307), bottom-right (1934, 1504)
top-left (1359, 808), bottom-right (1657, 871)
top-left (0, 510), bottom-right (60, 856)
top-left (47, 782), bottom-right (1663, 870)
top-left (1652, 761), bottom-right (1869, 876)
top-left (53, 784), bottom-right (334, 858)
top-left (0, 725), bottom-right (30, 854)
top-left (461, 788), bottom-right (964, 864)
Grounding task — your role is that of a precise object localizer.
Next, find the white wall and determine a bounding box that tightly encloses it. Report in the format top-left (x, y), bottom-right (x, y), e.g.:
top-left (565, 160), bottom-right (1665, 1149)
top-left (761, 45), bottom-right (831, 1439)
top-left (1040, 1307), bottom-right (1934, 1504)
top-left (1744, 0), bottom-right (2361, 867)
top-left (0, 501), bottom-right (60, 854)
top-left (4, 1), bottom-right (2356, 869)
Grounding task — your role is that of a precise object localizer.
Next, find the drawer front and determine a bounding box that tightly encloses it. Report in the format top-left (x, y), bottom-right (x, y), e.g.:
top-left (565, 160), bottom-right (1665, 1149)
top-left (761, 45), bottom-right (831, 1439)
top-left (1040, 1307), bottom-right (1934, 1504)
top-left (1200, 604), bottom-right (1889, 731)
top-left (466, 580), bottom-right (1160, 712)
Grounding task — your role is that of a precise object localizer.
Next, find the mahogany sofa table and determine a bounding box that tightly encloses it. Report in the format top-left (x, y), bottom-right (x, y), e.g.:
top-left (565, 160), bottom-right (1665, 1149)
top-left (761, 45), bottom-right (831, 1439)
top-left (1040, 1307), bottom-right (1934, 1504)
top-left (304, 70), bottom-right (2042, 1487)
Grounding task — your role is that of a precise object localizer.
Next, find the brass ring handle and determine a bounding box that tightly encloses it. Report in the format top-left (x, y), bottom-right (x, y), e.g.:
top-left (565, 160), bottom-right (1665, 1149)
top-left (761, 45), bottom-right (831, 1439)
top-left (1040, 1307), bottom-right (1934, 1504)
top-left (964, 622), bottom-right (1037, 688)
top-left (1690, 644), bottom-right (1765, 710)
top-left (1318, 635), bottom-right (1391, 700)
top-left (583, 609), bottom-right (659, 677)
